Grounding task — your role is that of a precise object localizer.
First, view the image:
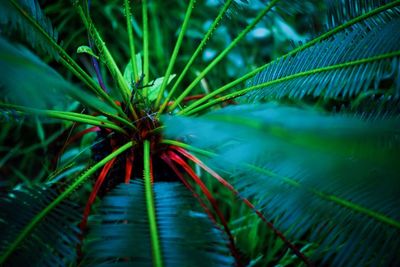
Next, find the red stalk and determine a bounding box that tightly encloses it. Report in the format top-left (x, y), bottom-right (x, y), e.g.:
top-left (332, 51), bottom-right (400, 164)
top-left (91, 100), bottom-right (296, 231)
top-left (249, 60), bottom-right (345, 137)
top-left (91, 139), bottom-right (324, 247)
top-left (167, 150), bottom-right (244, 266)
top-left (171, 146), bottom-right (313, 267)
top-left (160, 153), bottom-right (219, 226)
top-left (79, 156), bottom-right (117, 231)
top-left (124, 150), bottom-right (134, 184)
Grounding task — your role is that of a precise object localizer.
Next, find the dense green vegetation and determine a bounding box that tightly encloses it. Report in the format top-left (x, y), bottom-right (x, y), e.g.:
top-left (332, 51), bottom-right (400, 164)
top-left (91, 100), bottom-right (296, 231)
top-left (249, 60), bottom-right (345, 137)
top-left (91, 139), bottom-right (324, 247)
top-left (0, 0), bottom-right (399, 266)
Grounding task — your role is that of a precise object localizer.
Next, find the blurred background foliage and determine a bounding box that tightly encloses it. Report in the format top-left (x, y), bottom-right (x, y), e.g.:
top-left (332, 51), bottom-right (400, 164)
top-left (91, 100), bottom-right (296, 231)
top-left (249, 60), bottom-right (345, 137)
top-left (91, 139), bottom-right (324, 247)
top-left (0, 1), bottom-right (351, 266)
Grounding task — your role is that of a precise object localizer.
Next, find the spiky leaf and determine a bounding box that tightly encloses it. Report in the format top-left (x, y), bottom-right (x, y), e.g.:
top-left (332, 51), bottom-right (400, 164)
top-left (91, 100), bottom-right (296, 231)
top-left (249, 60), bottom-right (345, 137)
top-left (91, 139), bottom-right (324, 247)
top-left (0, 185), bottom-right (81, 266)
top-left (162, 103), bottom-right (400, 266)
top-left (0, 37), bottom-right (116, 113)
top-left (244, 13), bottom-right (400, 103)
top-left (0, 0), bottom-right (58, 56)
top-left (82, 180), bottom-right (235, 266)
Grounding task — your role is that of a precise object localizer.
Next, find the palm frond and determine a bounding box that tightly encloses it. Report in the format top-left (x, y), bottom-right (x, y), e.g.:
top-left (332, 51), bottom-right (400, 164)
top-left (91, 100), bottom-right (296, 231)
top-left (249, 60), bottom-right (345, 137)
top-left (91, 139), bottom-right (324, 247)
top-left (326, 0), bottom-right (398, 29)
top-left (162, 103), bottom-right (400, 266)
top-left (0, 185), bottom-right (81, 266)
top-left (0, 0), bottom-right (58, 56)
top-left (244, 13), bottom-right (400, 103)
top-left (82, 180), bottom-right (235, 266)
top-left (0, 37), bottom-right (116, 113)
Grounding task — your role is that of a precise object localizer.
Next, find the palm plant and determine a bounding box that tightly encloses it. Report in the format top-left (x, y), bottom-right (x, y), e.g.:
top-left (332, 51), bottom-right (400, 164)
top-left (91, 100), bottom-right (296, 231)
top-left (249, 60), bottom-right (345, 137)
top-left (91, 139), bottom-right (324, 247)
top-left (1, 0), bottom-right (399, 266)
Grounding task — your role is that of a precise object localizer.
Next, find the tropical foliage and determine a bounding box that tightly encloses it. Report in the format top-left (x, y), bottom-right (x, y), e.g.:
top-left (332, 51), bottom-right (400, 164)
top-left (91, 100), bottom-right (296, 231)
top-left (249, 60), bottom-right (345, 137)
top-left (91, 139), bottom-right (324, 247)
top-left (0, 0), bottom-right (399, 266)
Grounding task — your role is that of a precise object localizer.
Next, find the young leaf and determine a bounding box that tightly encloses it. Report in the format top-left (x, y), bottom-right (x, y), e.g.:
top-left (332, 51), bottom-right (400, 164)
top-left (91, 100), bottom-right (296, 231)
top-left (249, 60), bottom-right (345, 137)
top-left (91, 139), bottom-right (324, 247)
top-left (145, 74), bottom-right (176, 102)
top-left (77, 45), bottom-right (99, 60)
top-left (124, 53), bottom-right (143, 90)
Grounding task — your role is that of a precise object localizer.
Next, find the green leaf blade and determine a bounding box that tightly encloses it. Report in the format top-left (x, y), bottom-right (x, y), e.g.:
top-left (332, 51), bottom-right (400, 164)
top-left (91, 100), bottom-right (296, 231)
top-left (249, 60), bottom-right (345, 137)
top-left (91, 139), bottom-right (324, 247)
top-left (162, 103), bottom-right (400, 266)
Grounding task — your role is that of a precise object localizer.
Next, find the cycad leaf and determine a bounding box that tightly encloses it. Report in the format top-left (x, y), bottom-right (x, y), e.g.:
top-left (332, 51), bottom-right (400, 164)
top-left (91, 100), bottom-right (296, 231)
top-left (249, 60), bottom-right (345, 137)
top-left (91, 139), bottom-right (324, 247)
top-left (0, 37), bottom-right (116, 113)
top-left (83, 180), bottom-right (234, 267)
top-left (0, 0), bottom-right (58, 56)
top-left (162, 103), bottom-right (400, 266)
top-left (0, 184), bottom-right (81, 266)
top-left (245, 14), bottom-right (400, 103)
top-left (326, 0), bottom-right (397, 29)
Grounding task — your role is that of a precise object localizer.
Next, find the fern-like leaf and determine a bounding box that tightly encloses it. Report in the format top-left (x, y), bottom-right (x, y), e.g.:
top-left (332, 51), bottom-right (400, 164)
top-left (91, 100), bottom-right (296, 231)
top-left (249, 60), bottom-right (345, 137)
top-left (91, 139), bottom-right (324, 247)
top-left (162, 103), bottom-right (400, 266)
top-left (0, 37), bottom-right (116, 113)
top-left (244, 12), bottom-right (400, 103)
top-left (0, 0), bottom-right (58, 56)
top-left (82, 180), bottom-right (234, 266)
top-left (0, 184), bottom-right (81, 266)
top-left (326, 0), bottom-right (397, 29)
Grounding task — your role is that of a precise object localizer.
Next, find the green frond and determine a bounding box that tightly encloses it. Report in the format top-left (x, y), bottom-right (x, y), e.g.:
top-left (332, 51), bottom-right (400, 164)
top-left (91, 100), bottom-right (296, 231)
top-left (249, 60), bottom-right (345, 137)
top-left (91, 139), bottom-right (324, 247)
top-left (0, 0), bottom-right (58, 56)
top-left (82, 180), bottom-right (235, 266)
top-left (0, 37), bottom-right (117, 113)
top-left (0, 185), bottom-right (81, 266)
top-left (162, 103), bottom-right (400, 266)
top-left (244, 14), bottom-right (400, 103)
top-left (335, 93), bottom-right (400, 119)
top-left (326, 0), bottom-right (398, 29)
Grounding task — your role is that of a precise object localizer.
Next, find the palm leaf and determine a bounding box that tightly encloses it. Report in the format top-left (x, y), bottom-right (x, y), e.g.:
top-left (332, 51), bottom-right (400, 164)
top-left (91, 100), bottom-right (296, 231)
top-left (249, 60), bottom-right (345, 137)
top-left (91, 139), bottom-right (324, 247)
top-left (0, 184), bottom-right (81, 266)
top-left (82, 180), bottom-right (235, 266)
top-left (0, 0), bottom-right (58, 56)
top-left (326, 0), bottom-right (397, 29)
top-left (0, 37), bottom-right (116, 113)
top-left (162, 103), bottom-right (400, 266)
top-left (243, 12), bottom-right (400, 103)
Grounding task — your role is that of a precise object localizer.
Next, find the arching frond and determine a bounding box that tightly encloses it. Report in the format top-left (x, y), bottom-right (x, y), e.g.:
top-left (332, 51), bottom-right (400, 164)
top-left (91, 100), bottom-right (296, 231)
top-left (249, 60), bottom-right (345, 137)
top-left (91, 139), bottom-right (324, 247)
top-left (244, 13), bottom-right (400, 103)
top-left (0, 0), bottom-right (58, 56)
top-left (0, 37), bottom-right (116, 113)
top-left (82, 180), bottom-right (235, 267)
top-left (162, 103), bottom-right (400, 266)
top-left (326, 0), bottom-right (397, 29)
top-left (0, 185), bottom-right (81, 266)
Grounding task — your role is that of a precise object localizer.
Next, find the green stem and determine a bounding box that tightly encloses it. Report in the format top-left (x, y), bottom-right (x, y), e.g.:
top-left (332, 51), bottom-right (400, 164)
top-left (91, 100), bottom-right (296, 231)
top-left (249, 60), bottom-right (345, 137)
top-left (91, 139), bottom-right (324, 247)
top-left (180, 0), bottom-right (400, 114)
top-left (9, 0), bottom-right (126, 119)
top-left (154, 0), bottom-right (196, 108)
top-left (0, 141), bottom-right (134, 265)
top-left (158, 0), bottom-right (233, 113)
top-left (124, 0), bottom-right (139, 82)
top-left (75, 6), bottom-right (130, 101)
top-left (75, 4), bottom-right (139, 121)
top-left (167, 0), bottom-right (280, 112)
top-left (142, 0), bottom-right (150, 86)
top-left (150, 4), bottom-right (165, 74)
top-left (185, 50), bottom-right (400, 115)
top-left (143, 140), bottom-right (163, 267)
top-left (162, 139), bottom-right (400, 229)
top-left (1, 103), bottom-right (128, 135)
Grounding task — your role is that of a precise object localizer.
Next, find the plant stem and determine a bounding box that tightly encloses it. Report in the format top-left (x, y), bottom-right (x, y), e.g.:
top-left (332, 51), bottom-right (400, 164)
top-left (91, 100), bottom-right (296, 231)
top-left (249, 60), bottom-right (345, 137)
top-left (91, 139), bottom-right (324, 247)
top-left (154, 0), bottom-right (196, 108)
top-left (167, 0), bottom-right (280, 112)
top-left (185, 50), bottom-right (400, 115)
top-left (143, 140), bottom-right (163, 267)
top-left (158, 0), bottom-right (233, 113)
top-left (180, 0), bottom-right (400, 114)
top-left (8, 0), bottom-right (127, 119)
top-left (0, 141), bottom-right (134, 265)
top-left (124, 0), bottom-right (139, 82)
top-left (142, 0), bottom-right (150, 86)
top-left (75, 4), bottom-right (139, 121)
top-left (1, 103), bottom-right (129, 135)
